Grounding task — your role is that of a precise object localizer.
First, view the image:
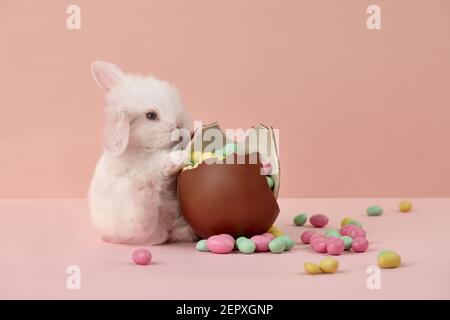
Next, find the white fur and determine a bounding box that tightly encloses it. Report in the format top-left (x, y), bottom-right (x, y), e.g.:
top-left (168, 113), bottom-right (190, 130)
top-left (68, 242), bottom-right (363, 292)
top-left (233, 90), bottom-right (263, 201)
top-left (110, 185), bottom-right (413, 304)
top-left (88, 61), bottom-right (197, 245)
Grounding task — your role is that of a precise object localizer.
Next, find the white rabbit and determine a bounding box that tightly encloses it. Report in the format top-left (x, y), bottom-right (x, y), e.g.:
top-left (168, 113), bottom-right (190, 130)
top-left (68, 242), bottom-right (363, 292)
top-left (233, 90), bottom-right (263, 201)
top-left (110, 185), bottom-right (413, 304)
top-left (88, 60), bottom-right (197, 245)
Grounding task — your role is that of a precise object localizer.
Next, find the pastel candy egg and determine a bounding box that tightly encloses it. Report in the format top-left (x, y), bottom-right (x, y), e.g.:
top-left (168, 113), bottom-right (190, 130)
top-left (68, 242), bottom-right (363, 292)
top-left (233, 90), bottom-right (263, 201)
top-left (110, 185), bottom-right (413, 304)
top-left (266, 176), bottom-right (274, 189)
top-left (325, 229), bottom-right (341, 238)
top-left (319, 257), bottom-right (339, 273)
top-left (261, 232), bottom-right (275, 241)
top-left (352, 237), bottom-right (369, 253)
top-left (304, 262), bottom-right (322, 275)
top-left (340, 217), bottom-right (354, 227)
top-left (268, 237), bottom-right (286, 253)
top-left (309, 214), bottom-right (329, 228)
top-left (311, 238), bottom-right (327, 253)
top-left (326, 237), bottom-right (345, 255)
top-left (236, 236), bottom-right (247, 245)
top-left (268, 225), bottom-right (284, 237)
top-left (237, 238), bottom-right (256, 254)
top-left (132, 249), bottom-right (152, 265)
top-left (207, 235), bottom-right (234, 254)
top-left (277, 235), bottom-right (294, 251)
top-left (195, 239), bottom-right (209, 252)
top-left (251, 235), bottom-right (270, 252)
top-left (348, 226), bottom-right (366, 239)
top-left (340, 236), bottom-right (353, 250)
top-left (310, 233), bottom-right (325, 244)
top-left (367, 205), bottom-right (383, 216)
top-left (217, 234), bottom-right (235, 244)
top-left (378, 250), bottom-right (401, 268)
top-left (293, 213), bottom-right (308, 226)
top-left (300, 231), bottom-right (316, 244)
top-left (399, 200), bottom-right (412, 213)
top-left (222, 143), bottom-right (238, 157)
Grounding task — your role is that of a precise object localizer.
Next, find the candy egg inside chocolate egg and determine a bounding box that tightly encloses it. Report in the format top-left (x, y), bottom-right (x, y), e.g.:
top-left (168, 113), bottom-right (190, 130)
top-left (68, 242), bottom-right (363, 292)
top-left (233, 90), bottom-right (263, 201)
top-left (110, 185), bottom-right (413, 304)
top-left (177, 122), bottom-right (280, 238)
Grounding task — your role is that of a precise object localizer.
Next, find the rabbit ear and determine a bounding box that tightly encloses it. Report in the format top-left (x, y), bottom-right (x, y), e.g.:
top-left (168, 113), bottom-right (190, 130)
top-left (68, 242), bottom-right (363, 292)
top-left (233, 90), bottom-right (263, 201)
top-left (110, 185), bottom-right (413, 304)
top-left (91, 60), bottom-right (124, 92)
top-left (104, 111), bottom-right (129, 156)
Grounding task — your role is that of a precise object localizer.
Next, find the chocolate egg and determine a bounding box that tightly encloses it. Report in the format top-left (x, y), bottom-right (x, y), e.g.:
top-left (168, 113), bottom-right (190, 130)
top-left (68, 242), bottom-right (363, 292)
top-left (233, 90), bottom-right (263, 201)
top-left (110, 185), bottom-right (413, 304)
top-left (177, 123), bottom-right (280, 238)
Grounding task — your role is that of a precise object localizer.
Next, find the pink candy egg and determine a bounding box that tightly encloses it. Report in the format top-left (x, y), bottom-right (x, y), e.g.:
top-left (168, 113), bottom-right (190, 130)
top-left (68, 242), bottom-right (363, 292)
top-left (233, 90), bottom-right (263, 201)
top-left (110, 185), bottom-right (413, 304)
top-left (132, 248), bottom-right (152, 265)
top-left (217, 234), bottom-right (235, 244)
top-left (340, 225), bottom-right (352, 236)
top-left (261, 232), bottom-right (275, 241)
top-left (251, 235), bottom-right (270, 252)
top-left (326, 237), bottom-right (345, 255)
top-left (352, 237), bottom-right (369, 253)
top-left (310, 233), bottom-right (325, 244)
top-left (311, 238), bottom-right (327, 253)
top-left (348, 226), bottom-right (366, 239)
top-left (207, 235), bottom-right (234, 254)
top-left (300, 231), bottom-right (316, 244)
top-left (309, 214), bottom-right (329, 228)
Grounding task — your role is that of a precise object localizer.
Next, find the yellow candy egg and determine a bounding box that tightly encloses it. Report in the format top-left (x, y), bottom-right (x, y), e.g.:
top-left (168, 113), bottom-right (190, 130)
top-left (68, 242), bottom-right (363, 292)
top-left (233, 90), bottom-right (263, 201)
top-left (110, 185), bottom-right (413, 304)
top-left (319, 257), bottom-right (339, 273)
top-left (191, 151), bottom-right (219, 164)
top-left (340, 217), bottom-right (354, 227)
top-left (399, 200), bottom-right (412, 213)
top-left (304, 262), bottom-right (322, 275)
top-left (377, 250), bottom-right (401, 268)
top-left (268, 225), bottom-right (284, 237)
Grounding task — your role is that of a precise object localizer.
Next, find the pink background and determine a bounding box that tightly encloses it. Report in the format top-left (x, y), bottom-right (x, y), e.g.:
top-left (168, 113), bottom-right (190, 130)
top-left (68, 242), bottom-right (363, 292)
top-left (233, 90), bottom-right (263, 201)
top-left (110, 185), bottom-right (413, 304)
top-left (1, 0), bottom-right (450, 198)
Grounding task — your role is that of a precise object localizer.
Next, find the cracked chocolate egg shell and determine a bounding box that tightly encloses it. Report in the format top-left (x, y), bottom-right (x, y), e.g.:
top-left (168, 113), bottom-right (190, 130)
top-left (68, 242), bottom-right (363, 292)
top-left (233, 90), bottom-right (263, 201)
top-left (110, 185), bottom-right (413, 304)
top-left (178, 153), bottom-right (280, 238)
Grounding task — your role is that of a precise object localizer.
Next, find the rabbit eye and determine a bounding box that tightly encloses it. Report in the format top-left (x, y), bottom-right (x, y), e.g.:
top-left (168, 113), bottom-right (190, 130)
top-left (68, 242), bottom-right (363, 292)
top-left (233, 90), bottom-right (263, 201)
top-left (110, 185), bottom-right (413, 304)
top-left (145, 111), bottom-right (158, 121)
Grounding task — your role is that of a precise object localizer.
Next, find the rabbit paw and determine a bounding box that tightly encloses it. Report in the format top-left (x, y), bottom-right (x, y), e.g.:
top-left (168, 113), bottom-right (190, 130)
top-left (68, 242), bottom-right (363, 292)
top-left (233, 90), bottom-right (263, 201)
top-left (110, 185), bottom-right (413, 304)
top-left (163, 150), bottom-right (189, 177)
top-left (169, 224), bottom-right (198, 242)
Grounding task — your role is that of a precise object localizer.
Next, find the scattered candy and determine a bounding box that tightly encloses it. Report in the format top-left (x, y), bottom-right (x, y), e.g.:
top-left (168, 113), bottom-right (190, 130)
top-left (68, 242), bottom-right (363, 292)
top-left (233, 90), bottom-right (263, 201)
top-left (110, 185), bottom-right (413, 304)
top-left (311, 238), bottom-right (327, 253)
top-left (278, 235), bottom-right (295, 251)
top-left (266, 176), bottom-right (274, 189)
top-left (399, 200), bottom-right (412, 213)
top-left (319, 257), bottom-right (339, 273)
top-left (236, 236), bottom-right (247, 246)
top-left (340, 236), bottom-right (353, 250)
top-left (341, 217), bottom-right (362, 227)
top-left (251, 235), bottom-right (270, 252)
top-left (261, 232), bottom-right (275, 240)
top-left (325, 229), bottom-right (341, 238)
top-left (207, 235), bottom-right (234, 254)
top-left (367, 205), bottom-right (383, 216)
top-left (378, 250), bottom-right (401, 268)
top-left (218, 234), bottom-right (235, 244)
top-left (237, 238), bottom-right (256, 254)
top-left (352, 237), bottom-right (369, 253)
top-left (132, 248), bottom-right (152, 265)
top-left (326, 237), bottom-right (345, 255)
top-left (293, 213), bottom-right (308, 226)
top-left (304, 262), bottom-right (322, 275)
top-left (309, 214), bottom-right (329, 228)
top-left (268, 237), bottom-right (286, 253)
top-left (195, 239), bottom-right (209, 252)
top-left (348, 226), bottom-right (366, 239)
top-left (268, 225), bottom-right (284, 237)
top-left (300, 231), bottom-right (316, 244)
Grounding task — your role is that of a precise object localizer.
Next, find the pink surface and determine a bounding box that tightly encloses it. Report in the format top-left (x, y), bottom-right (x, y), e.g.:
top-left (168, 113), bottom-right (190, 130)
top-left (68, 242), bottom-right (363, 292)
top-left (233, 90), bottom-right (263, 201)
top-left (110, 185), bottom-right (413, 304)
top-left (1, 1), bottom-right (450, 198)
top-left (1, 198), bottom-right (449, 299)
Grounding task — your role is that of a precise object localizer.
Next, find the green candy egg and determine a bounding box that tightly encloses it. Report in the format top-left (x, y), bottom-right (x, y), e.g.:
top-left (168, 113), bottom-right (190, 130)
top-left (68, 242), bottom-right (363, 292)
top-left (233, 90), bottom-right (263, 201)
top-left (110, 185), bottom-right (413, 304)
top-left (340, 236), bottom-right (353, 250)
top-left (268, 237), bottom-right (286, 254)
top-left (222, 143), bottom-right (237, 157)
top-left (277, 235), bottom-right (294, 251)
top-left (266, 176), bottom-right (274, 189)
top-left (236, 236), bottom-right (247, 245)
top-left (293, 213), bottom-right (308, 226)
top-left (347, 219), bottom-right (363, 227)
top-left (325, 229), bottom-right (341, 238)
top-left (195, 239), bottom-right (209, 252)
top-left (237, 239), bottom-right (256, 254)
top-left (367, 205), bottom-right (383, 216)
